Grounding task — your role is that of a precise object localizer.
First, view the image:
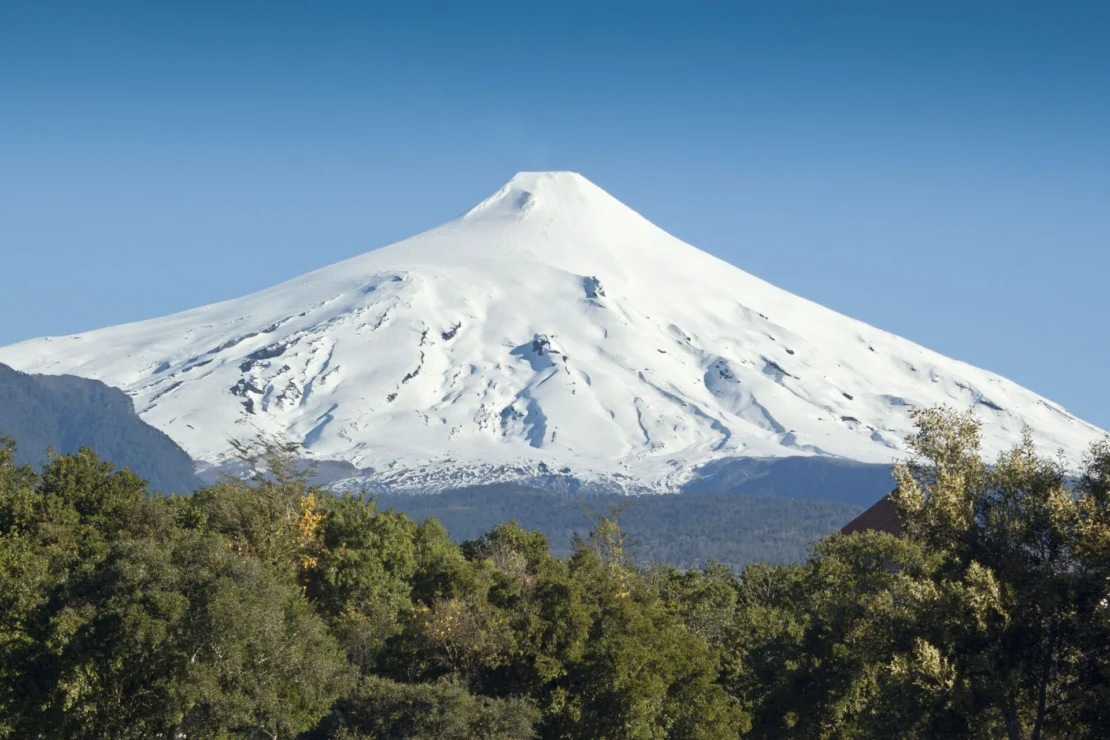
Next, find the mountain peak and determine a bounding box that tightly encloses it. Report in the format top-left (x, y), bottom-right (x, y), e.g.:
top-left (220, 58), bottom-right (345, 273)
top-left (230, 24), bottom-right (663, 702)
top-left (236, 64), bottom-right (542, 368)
top-left (1, 174), bottom-right (1104, 492)
top-left (462, 170), bottom-right (629, 223)
top-left (507, 170), bottom-right (591, 187)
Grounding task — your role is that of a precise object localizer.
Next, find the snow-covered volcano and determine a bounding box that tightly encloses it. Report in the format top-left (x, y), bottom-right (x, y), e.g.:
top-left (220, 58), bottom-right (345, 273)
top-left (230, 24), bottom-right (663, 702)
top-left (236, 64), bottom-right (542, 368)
top-left (1, 172), bottom-right (1103, 491)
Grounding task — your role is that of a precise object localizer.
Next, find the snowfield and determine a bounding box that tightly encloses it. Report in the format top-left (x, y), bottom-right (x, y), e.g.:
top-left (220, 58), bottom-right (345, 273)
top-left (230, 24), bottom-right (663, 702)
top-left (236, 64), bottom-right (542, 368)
top-left (1, 172), bottom-right (1104, 492)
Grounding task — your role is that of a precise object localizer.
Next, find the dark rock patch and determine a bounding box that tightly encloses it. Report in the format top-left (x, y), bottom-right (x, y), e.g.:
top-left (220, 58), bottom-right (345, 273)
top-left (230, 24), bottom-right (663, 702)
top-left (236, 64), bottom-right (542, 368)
top-left (208, 320), bottom-right (286, 355)
top-left (181, 358), bottom-right (213, 374)
top-left (583, 275), bottom-right (606, 300)
top-left (229, 378), bottom-right (264, 398)
top-left (402, 352), bottom-right (425, 384)
top-left (147, 381), bottom-right (183, 405)
top-left (238, 341), bottom-right (289, 372)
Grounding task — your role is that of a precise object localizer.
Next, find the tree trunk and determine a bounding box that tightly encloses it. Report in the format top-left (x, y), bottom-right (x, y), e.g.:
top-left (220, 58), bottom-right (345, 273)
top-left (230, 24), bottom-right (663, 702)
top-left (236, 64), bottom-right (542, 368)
top-left (1031, 617), bottom-right (1058, 740)
top-left (1002, 692), bottom-right (1023, 740)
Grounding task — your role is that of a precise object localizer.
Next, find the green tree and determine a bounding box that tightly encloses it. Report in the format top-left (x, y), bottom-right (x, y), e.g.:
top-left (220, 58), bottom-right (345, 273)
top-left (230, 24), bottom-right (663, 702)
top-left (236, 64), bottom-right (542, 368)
top-left (463, 522), bottom-right (592, 706)
top-left (723, 407), bottom-right (1110, 739)
top-left (719, 532), bottom-right (935, 739)
top-left (889, 408), bottom-right (1105, 738)
top-left (0, 442), bottom-right (350, 739)
top-left (189, 437), bottom-right (325, 576)
top-left (306, 493), bottom-right (420, 673)
top-left (331, 675), bottom-right (539, 740)
top-left (1070, 439), bottom-right (1110, 734)
top-left (23, 533), bottom-right (349, 739)
top-left (7, 408), bottom-right (1109, 739)
top-left (550, 516), bottom-right (746, 739)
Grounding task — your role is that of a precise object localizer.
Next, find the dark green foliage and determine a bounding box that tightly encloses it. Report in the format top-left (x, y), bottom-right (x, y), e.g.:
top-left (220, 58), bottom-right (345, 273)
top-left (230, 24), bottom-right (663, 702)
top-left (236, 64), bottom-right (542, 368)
top-left (330, 676), bottom-right (540, 739)
top-left (0, 362), bottom-right (201, 493)
top-left (0, 440), bottom-right (349, 739)
top-left (713, 410), bottom-right (1110, 739)
top-left (556, 544), bottom-right (746, 739)
top-left (19, 533), bottom-right (348, 739)
top-left (2, 409), bottom-right (1110, 739)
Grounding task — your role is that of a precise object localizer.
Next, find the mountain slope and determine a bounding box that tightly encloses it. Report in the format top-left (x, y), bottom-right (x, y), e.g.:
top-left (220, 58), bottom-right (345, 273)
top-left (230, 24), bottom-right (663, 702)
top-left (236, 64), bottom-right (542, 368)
top-left (0, 172), bottom-right (1103, 491)
top-left (0, 362), bottom-right (202, 493)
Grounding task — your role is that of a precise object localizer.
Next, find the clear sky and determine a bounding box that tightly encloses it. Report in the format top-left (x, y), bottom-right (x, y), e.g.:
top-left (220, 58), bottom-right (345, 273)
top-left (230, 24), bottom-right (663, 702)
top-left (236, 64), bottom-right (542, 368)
top-left (1, 1), bottom-right (1107, 429)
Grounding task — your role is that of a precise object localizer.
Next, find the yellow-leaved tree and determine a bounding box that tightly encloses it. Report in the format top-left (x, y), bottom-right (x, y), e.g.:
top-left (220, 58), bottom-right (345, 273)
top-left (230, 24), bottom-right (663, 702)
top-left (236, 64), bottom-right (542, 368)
top-left (189, 436), bottom-right (325, 580)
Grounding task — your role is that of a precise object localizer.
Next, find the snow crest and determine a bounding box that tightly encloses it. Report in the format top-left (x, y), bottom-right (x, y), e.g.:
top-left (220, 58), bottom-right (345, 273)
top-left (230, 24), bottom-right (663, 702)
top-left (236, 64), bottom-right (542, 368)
top-left (1, 171), bottom-right (1104, 490)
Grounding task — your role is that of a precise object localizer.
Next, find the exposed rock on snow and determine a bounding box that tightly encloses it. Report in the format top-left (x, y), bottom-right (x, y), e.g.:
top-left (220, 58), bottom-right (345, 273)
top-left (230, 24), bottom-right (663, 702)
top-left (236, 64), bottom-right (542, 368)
top-left (0, 171), bottom-right (1104, 492)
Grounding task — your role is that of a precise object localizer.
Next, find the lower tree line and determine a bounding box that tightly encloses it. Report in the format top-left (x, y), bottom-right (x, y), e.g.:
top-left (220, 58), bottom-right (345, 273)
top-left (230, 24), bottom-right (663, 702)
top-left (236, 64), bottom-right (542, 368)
top-left (375, 486), bottom-right (863, 569)
top-left (1, 407), bottom-right (1108, 738)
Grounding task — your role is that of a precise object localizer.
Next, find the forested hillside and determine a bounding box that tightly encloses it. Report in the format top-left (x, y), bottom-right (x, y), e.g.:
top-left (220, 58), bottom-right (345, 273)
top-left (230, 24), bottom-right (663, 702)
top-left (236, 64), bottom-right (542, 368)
top-left (0, 362), bottom-right (200, 493)
top-left (378, 486), bottom-right (861, 568)
top-left (1, 407), bottom-right (1109, 739)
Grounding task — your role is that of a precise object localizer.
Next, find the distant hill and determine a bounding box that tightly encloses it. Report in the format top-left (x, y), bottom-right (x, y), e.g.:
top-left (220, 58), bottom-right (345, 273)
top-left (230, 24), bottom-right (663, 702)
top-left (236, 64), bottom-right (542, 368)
top-left (375, 484), bottom-right (863, 569)
top-left (682, 455), bottom-right (896, 507)
top-left (0, 362), bottom-right (201, 493)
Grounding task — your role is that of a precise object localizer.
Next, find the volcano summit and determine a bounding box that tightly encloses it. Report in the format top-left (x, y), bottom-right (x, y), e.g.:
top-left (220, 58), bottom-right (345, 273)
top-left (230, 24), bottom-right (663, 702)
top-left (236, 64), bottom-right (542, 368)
top-left (2, 172), bottom-right (1103, 491)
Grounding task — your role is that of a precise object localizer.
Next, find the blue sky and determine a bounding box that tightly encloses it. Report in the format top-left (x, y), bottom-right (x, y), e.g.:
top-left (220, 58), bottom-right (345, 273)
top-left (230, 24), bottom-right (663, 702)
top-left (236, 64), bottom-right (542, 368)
top-left (1, 1), bottom-right (1107, 429)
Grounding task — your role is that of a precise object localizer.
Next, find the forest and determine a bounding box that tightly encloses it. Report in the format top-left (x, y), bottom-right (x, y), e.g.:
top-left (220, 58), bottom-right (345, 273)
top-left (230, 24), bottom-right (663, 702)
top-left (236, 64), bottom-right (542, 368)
top-left (375, 486), bottom-right (862, 568)
top-left (1, 406), bottom-right (1109, 739)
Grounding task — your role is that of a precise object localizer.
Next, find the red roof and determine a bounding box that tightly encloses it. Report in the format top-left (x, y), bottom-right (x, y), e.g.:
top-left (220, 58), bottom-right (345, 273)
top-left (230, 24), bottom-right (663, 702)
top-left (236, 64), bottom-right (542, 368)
top-left (841, 493), bottom-right (902, 537)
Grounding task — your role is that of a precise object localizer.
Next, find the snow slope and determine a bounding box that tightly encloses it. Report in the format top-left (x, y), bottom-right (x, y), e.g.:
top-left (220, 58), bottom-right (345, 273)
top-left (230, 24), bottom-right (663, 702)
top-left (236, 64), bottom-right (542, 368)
top-left (1, 172), bottom-right (1103, 491)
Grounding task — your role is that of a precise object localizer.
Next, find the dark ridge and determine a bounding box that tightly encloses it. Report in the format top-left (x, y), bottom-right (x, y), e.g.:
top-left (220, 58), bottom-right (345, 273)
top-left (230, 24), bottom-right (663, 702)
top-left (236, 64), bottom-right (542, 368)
top-left (401, 352), bottom-right (425, 384)
top-left (684, 455), bottom-right (896, 508)
top-left (0, 362), bottom-right (201, 493)
top-left (208, 320), bottom-right (285, 355)
top-left (239, 341), bottom-right (289, 372)
top-left (181, 358), bottom-right (213, 373)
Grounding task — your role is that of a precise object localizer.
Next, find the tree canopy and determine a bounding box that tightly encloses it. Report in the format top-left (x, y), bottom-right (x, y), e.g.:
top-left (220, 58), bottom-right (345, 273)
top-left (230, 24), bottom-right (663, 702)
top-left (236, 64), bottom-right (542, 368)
top-left (0, 406), bottom-right (1108, 738)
